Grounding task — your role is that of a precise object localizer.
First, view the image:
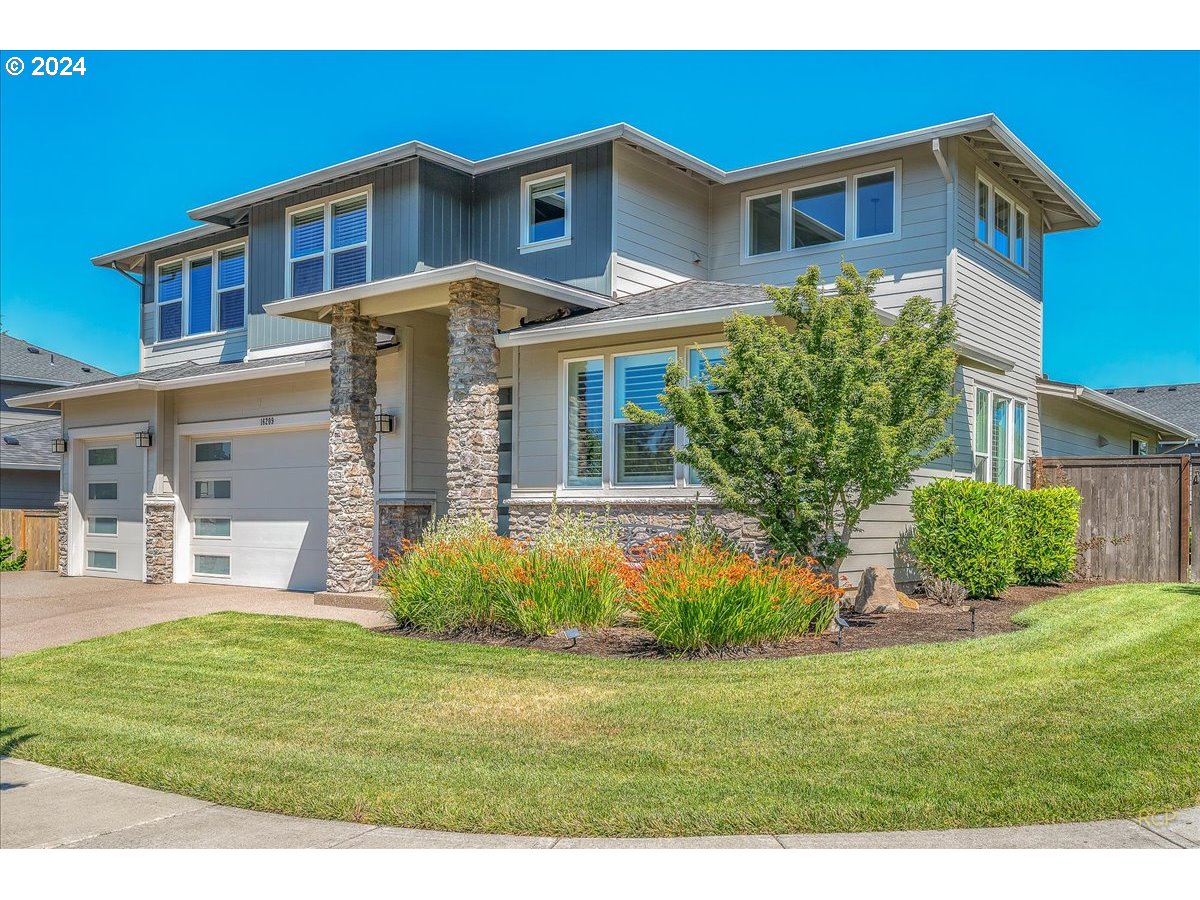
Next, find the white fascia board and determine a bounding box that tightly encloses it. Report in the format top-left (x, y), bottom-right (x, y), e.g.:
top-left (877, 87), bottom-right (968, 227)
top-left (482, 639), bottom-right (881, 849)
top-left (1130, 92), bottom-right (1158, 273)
top-left (7, 358), bottom-right (330, 409)
top-left (1037, 379), bottom-right (1193, 438)
top-left (264, 260), bottom-right (617, 320)
top-left (984, 118), bottom-right (1100, 228)
top-left (91, 222), bottom-right (232, 270)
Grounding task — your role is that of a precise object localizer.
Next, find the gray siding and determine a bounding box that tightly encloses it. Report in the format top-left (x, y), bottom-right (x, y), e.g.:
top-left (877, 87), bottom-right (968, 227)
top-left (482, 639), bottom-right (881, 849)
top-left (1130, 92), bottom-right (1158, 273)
top-left (1040, 396), bottom-right (1149, 458)
top-left (613, 141), bottom-right (709, 295)
top-left (472, 143), bottom-right (613, 295)
top-left (2, 381), bottom-right (60, 425)
top-left (0, 469), bottom-right (60, 509)
top-left (417, 160), bottom-right (472, 269)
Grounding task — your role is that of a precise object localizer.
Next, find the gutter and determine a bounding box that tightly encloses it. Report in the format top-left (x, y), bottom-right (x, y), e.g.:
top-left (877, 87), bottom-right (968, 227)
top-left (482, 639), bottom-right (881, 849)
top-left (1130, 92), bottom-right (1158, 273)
top-left (1037, 379), bottom-right (1194, 439)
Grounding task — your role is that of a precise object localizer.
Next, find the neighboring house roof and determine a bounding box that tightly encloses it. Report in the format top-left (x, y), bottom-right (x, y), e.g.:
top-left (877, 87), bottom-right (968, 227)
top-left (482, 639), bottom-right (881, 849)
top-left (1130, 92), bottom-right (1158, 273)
top-left (1101, 383), bottom-right (1200, 439)
top-left (94, 114), bottom-right (1099, 272)
top-left (0, 418), bottom-right (63, 471)
top-left (0, 333), bottom-right (114, 387)
top-left (1037, 378), bottom-right (1195, 440)
top-left (498, 279), bottom-right (1015, 375)
top-left (7, 350), bottom-right (334, 410)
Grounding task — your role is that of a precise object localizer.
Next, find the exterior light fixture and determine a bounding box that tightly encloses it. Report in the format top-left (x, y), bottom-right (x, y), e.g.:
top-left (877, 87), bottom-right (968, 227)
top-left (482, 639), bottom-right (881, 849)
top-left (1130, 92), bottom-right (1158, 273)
top-left (135, 430), bottom-right (153, 448)
top-left (374, 409), bottom-right (395, 435)
top-left (834, 613), bottom-right (848, 647)
top-left (52, 437), bottom-right (68, 454)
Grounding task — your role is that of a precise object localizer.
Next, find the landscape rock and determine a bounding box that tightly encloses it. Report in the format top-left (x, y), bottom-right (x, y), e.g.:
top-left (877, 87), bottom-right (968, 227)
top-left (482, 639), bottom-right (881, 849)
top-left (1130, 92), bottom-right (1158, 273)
top-left (853, 565), bottom-right (902, 614)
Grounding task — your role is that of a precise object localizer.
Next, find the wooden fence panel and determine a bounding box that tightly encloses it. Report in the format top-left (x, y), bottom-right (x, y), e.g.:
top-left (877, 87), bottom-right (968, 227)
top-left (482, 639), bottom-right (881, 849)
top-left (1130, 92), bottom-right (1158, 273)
top-left (0, 508), bottom-right (58, 572)
top-left (1035, 456), bottom-right (1190, 583)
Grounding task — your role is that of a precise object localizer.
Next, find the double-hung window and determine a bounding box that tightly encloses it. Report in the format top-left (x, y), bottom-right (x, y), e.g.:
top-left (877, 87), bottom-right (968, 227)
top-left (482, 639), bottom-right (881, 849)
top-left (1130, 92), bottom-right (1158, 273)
top-left (155, 242), bottom-right (246, 343)
top-left (976, 175), bottom-right (1028, 268)
top-left (745, 164), bottom-right (898, 258)
top-left (287, 190), bottom-right (370, 297)
top-left (520, 166), bottom-right (571, 251)
top-left (563, 341), bottom-right (728, 490)
top-left (974, 387), bottom-right (1027, 487)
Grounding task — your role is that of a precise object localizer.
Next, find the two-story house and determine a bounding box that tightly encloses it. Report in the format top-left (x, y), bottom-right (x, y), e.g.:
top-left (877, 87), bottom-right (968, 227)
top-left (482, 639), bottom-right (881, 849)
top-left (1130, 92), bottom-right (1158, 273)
top-left (16, 114), bottom-right (1147, 594)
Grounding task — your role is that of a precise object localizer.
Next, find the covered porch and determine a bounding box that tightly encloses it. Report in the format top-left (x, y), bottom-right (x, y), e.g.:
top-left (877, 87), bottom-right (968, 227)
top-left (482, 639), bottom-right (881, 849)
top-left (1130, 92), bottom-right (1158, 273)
top-left (264, 261), bottom-right (612, 593)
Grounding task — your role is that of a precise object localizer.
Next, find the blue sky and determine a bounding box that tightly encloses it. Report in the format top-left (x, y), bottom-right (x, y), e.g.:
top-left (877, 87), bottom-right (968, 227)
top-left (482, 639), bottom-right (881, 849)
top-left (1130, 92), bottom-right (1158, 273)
top-left (1, 50), bottom-right (1197, 386)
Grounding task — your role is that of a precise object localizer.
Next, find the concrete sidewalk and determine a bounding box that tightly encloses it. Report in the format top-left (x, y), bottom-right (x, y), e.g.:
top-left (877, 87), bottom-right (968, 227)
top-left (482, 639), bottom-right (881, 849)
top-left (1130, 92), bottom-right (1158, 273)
top-left (2, 758), bottom-right (1195, 849)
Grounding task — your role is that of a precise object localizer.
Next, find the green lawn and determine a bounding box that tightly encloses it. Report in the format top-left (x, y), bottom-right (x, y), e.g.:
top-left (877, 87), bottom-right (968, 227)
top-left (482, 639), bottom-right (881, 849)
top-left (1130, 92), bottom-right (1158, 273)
top-left (2, 584), bottom-right (1198, 837)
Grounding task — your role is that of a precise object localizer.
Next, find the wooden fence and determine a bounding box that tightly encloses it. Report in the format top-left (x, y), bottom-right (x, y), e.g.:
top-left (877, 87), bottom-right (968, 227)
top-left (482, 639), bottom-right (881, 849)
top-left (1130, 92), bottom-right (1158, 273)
top-left (1034, 455), bottom-right (1194, 583)
top-left (0, 508), bottom-right (59, 572)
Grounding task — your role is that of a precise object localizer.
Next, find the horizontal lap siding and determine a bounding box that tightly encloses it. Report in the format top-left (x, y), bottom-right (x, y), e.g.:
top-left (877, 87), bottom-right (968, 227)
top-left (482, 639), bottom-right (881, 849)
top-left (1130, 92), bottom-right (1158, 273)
top-left (613, 142), bottom-right (708, 296)
top-left (472, 144), bottom-right (612, 296)
top-left (173, 369), bottom-right (330, 424)
top-left (708, 145), bottom-right (947, 311)
top-left (1040, 396), bottom-right (1140, 457)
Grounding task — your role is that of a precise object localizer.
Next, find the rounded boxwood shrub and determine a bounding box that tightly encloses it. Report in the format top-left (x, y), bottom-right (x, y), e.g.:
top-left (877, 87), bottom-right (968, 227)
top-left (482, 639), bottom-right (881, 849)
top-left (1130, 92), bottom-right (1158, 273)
top-left (910, 479), bottom-right (1018, 598)
top-left (1013, 486), bottom-right (1082, 584)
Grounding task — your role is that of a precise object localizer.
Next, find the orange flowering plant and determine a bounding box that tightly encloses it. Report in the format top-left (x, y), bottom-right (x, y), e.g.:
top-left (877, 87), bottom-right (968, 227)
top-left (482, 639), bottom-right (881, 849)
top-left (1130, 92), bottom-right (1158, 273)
top-left (631, 532), bottom-right (841, 652)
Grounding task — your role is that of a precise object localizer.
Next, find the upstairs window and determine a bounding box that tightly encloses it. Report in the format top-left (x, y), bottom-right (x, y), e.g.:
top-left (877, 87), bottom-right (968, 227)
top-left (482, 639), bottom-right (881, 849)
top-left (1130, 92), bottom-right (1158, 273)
top-left (745, 164), bottom-right (899, 258)
top-left (287, 190), bottom-right (371, 297)
top-left (974, 387), bottom-right (1027, 487)
top-left (976, 174), bottom-right (1028, 269)
top-left (155, 242), bottom-right (246, 343)
top-left (521, 167), bottom-right (571, 251)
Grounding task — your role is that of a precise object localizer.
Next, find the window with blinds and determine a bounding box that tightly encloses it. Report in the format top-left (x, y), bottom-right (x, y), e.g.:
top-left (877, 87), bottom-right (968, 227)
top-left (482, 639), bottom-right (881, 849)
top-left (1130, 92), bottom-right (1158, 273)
top-left (217, 247), bottom-right (246, 331)
top-left (155, 242), bottom-right (246, 343)
top-left (288, 191), bottom-right (370, 297)
top-left (685, 346), bottom-right (727, 485)
top-left (974, 387), bottom-right (1027, 487)
top-left (566, 359), bottom-right (604, 487)
top-left (614, 351), bottom-right (676, 486)
top-left (157, 261), bottom-right (184, 341)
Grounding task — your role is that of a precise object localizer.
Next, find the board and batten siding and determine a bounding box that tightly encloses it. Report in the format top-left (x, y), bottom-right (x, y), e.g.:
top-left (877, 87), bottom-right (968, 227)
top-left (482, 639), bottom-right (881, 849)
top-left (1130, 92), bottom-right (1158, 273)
top-left (952, 138), bottom-right (1045, 462)
top-left (708, 144), bottom-right (947, 312)
top-left (472, 144), bottom-right (613, 296)
top-left (612, 141), bottom-right (709, 296)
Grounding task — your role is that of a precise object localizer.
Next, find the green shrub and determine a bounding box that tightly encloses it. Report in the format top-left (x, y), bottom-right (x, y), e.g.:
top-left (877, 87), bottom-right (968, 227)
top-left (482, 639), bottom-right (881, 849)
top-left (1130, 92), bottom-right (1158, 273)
top-left (376, 510), bottom-right (632, 637)
top-left (0, 535), bottom-right (27, 572)
top-left (910, 479), bottom-right (1018, 597)
top-left (632, 537), bottom-right (841, 652)
top-left (1013, 486), bottom-right (1082, 584)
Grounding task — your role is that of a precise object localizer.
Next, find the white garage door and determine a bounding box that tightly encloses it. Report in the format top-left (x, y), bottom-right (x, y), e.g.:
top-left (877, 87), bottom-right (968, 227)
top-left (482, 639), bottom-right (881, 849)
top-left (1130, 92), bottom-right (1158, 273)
top-left (82, 438), bottom-right (144, 580)
top-left (185, 428), bottom-right (328, 591)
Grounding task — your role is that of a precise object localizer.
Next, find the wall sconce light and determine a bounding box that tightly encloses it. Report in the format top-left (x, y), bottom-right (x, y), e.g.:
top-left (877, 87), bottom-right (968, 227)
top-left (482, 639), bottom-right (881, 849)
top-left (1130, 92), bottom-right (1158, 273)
top-left (52, 437), bottom-right (68, 454)
top-left (1097, 435), bottom-right (1109, 448)
top-left (135, 431), bottom-right (154, 448)
top-left (375, 409), bottom-right (395, 435)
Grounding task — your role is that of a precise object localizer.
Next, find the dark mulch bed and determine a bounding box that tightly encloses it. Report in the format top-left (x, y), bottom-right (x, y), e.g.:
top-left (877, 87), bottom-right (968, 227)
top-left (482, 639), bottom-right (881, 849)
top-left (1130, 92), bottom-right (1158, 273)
top-left (375, 580), bottom-right (1121, 660)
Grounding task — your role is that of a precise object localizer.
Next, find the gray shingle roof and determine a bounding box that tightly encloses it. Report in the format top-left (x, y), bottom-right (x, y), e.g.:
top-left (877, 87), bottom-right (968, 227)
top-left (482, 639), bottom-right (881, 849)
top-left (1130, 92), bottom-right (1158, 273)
top-left (0, 333), bottom-right (114, 385)
top-left (1103, 383), bottom-right (1200, 436)
top-left (0, 418), bottom-right (62, 470)
top-left (513, 281), bottom-right (769, 334)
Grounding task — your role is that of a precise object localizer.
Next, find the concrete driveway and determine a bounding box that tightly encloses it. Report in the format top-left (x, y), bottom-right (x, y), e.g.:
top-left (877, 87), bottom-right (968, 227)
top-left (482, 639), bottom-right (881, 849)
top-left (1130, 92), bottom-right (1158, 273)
top-left (0, 571), bottom-right (388, 657)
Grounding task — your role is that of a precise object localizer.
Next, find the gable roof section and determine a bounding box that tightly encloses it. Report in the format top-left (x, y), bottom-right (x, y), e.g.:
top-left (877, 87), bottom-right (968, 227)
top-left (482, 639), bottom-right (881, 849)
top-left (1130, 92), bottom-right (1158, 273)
top-left (1102, 383), bottom-right (1200, 436)
top-left (1037, 378), bottom-right (1195, 440)
top-left (95, 115), bottom-right (1098, 271)
top-left (0, 333), bottom-right (114, 387)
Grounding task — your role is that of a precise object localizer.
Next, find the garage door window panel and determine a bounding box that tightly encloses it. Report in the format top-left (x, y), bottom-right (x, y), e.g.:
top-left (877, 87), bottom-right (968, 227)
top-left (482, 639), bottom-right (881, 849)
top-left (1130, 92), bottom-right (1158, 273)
top-left (87, 447), bottom-right (118, 466)
top-left (194, 554), bottom-right (231, 577)
top-left (194, 517), bottom-right (232, 538)
top-left (87, 550), bottom-right (118, 571)
top-left (195, 479), bottom-right (231, 500)
top-left (88, 482), bottom-right (119, 501)
top-left (87, 516), bottom-right (119, 536)
top-left (195, 441), bottom-right (232, 463)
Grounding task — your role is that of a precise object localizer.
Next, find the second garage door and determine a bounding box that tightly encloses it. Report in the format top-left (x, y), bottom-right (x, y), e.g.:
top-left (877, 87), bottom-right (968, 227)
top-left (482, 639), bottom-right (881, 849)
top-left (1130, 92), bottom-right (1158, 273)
top-left (185, 427), bottom-right (328, 591)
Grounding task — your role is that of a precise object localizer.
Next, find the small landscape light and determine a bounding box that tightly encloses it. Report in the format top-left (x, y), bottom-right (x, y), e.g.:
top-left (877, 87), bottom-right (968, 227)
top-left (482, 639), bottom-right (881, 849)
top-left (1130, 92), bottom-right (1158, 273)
top-left (961, 604), bottom-right (977, 632)
top-left (375, 409), bottom-right (395, 435)
top-left (52, 437), bottom-right (67, 454)
top-left (135, 430), bottom-right (153, 448)
top-left (563, 627), bottom-right (581, 649)
top-left (834, 614), bottom-right (848, 648)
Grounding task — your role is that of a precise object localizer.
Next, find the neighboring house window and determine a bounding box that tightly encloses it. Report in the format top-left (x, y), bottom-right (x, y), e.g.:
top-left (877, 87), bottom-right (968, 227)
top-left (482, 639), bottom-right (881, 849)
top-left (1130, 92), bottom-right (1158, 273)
top-left (1131, 435), bottom-right (1150, 456)
top-left (974, 387), bottom-right (1027, 487)
top-left (287, 190), bottom-right (370, 297)
top-left (562, 342), bottom-right (728, 490)
top-left (155, 242), bottom-right (247, 342)
top-left (976, 174), bottom-right (1028, 269)
top-left (520, 167), bottom-right (571, 251)
top-left (745, 163), bottom-right (899, 258)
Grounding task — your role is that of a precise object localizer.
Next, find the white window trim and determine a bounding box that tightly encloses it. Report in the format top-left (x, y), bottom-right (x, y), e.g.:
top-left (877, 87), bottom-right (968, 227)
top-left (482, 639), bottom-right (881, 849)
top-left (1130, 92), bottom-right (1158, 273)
top-left (154, 238), bottom-right (248, 346)
top-left (193, 553), bottom-right (232, 578)
top-left (193, 516), bottom-right (233, 540)
top-left (86, 445), bottom-right (119, 467)
top-left (86, 549), bottom-right (119, 572)
top-left (87, 481), bottom-right (119, 501)
top-left (741, 161), bottom-right (902, 262)
top-left (193, 478), bottom-right (232, 501)
top-left (86, 515), bottom-right (119, 537)
top-left (975, 173), bottom-right (1029, 271)
top-left (520, 165), bottom-right (572, 253)
top-left (1131, 433), bottom-right (1152, 456)
top-left (284, 186), bottom-right (373, 299)
top-left (973, 385), bottom-right (1028, 488)
top-left (558, 337), bottom-right (728, 493)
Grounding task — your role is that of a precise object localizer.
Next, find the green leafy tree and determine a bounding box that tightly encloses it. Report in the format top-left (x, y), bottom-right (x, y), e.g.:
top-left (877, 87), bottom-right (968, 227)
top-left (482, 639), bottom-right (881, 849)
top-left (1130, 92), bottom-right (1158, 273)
top-left (624, 262), bottom-right (959, 581)
top-left (0, 535), bottom-right (27, 572)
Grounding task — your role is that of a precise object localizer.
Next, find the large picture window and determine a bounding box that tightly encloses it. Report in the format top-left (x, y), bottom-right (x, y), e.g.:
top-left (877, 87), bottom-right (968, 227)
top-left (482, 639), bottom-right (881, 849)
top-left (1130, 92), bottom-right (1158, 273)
top-left (974, 387), bottom-right (1027, 487)
top-left (155, 242), bottom-right (246, 343)
top-left (562, 341), bottom-right (728, 490)
top-left (287, 190), bottom-right (370, 297)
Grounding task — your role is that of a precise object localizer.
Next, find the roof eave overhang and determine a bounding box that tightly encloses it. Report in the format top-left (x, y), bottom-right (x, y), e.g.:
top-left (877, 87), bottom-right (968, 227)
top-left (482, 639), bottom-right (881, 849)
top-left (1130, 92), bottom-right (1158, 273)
top-left (1037, 379), bottom-right (1194, 439)
top-left (91, 222), bottom-right (232, 273)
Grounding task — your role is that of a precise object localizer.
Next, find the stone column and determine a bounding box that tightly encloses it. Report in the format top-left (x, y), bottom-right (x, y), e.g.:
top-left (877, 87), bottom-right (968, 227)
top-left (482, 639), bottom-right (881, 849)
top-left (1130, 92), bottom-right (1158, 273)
top-left (54, 496), bottom-right (69, 576)
top-left (446, 278), bottom-right (501, 526)
top-left (327, 302), bottom-right (378, 593)
top-left (144, 497), bottom-right (176, 584)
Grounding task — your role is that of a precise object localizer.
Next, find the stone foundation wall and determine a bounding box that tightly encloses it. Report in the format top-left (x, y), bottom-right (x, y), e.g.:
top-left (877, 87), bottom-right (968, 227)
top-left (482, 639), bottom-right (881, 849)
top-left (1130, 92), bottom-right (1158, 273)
top-left (54, 496), bottom-right (68, 576)
top-left (144, 498), bottom-right (176, 584)
top-left (508, 498), bottom-right (768, 554)
top-left (378, 501), bottom-right (434, 555)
